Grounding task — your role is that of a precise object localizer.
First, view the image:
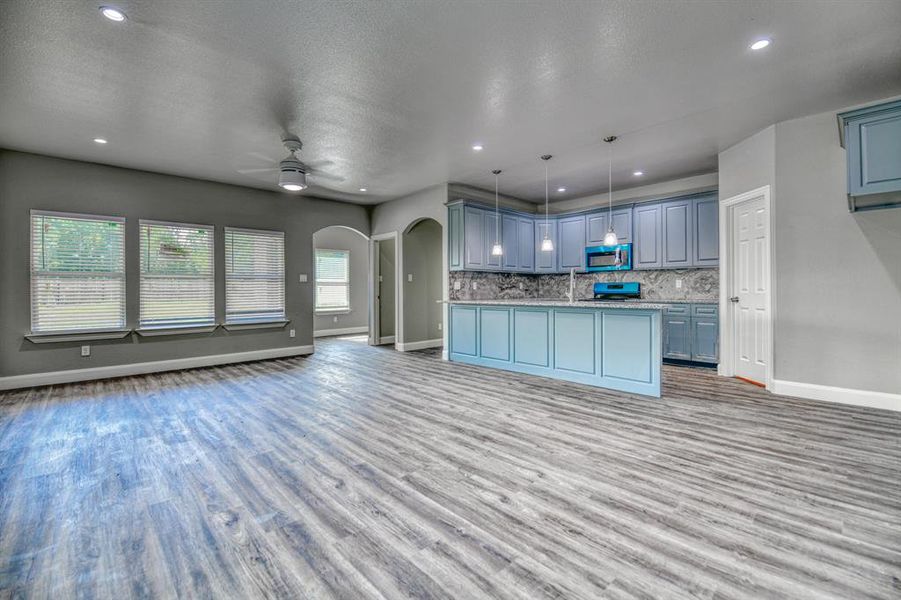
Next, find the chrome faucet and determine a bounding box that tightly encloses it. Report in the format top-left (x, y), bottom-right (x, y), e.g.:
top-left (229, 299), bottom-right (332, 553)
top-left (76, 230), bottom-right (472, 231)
top-left (565, 268), bottom-right (576, 303)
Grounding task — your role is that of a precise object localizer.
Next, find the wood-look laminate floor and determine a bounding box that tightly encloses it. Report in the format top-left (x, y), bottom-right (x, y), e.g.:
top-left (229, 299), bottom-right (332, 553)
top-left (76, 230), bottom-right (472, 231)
top-left (1, 336), bottom-right (899, 600)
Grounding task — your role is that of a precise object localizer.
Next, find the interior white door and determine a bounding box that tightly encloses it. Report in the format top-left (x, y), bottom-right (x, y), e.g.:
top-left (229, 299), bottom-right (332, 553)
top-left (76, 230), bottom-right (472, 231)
top-left (731, 195), bottom-right (768, 384)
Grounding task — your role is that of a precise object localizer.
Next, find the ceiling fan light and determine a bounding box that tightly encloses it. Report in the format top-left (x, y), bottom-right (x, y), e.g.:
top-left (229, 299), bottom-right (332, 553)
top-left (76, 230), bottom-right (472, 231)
top-left (278, 162), bottom-right (307, 191)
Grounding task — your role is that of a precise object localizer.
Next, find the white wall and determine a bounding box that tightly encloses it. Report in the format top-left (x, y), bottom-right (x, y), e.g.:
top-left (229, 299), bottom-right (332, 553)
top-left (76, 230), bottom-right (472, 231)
top-left (312, 226), bottom-right (369, 335)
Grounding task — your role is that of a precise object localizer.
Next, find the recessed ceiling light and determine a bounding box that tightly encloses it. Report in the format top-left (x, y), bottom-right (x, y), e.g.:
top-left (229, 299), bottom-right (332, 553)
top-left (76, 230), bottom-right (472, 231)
top-left (750, 38), bottom-right (771, 50)
top-left (359, 188), bottom-right (367, 192)
top-left (557, 187), bottom-right (566, 193)
top-left (99, 6), bottom-right (127, 22)
top-left (633, 170), bottom-right (643, 176)
top-left (93, 138), bottom-right (108, 144)
top-left (472, 144), bottom-right (483, 151)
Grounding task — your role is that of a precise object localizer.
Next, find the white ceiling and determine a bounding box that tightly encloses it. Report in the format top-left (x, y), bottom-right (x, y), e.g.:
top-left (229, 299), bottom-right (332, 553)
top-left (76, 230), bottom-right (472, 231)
top-left (1, 1), bottom-right (900, 205)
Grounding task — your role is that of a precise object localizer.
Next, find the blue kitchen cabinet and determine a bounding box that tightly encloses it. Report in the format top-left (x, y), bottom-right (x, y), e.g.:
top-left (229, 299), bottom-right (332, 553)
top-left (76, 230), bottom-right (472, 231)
top-left (463, 206), bottom-right (486, 270)
top-left (661, 198), bottom-right (692, 268)
top-left (663, 304), bottom-right (692, 360)
top-left (586, 208), bottom-right (632, 246)
top-left (692, 195), bottom-right (719, 267)
top-left (838, 99), bottom-right (901, 211)
top-left (557, 214), bottom-right (586, 271)
top-left (518, 217), bottom-right (535, 271)
top-left (692, 317), bottom-right (719, 363)
top-left (448, 204), bottom-right (464, 270)
top-left (483, 211), bottom-right (502, 270)
top-left (501, 213), bottom-right (518, 271)
top-left (633, 202), bottom-right (662, 269)
top-left (450, 305), bottom-right (478, 356)
top-left (480, 307), bottom-right (511, 362)
top-left (534, 219), bottom-right (558, 272)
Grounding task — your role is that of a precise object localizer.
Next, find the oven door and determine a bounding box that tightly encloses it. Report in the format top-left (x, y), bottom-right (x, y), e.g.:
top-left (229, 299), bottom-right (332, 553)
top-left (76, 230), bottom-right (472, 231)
top-left (586, 244), bottom-right (631, 271)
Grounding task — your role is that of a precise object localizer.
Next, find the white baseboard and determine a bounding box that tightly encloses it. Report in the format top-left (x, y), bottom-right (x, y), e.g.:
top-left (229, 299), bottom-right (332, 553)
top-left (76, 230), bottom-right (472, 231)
top-left (397, 338), bottom-right (444, 352)
top-left (772, 379), bottom-right (901, 412)
top-left (378, 335), bottom-right (395, 345)
top-left (313, 326), bottom-right (368, 338)
top-left (0, 345), bottom-right (315, 391)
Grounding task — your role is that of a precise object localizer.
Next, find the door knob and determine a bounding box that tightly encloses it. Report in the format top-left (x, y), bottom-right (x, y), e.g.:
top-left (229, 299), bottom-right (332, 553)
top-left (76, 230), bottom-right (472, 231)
top-left (729, 296), bottom-right (740, 303)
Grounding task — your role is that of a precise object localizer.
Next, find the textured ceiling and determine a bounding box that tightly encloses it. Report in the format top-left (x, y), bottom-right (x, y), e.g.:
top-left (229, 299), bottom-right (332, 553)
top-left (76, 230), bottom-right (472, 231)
top-left (1, 1), bottom-right (900, 205)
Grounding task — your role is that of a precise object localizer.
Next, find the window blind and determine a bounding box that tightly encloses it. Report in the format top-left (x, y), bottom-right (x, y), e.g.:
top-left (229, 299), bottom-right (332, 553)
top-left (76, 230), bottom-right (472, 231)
top-left (224, 227), bottom-right (285, 323)
top-left (30, 211), bottom-right (126, 333)
top-left (315, 249), bottom-right (350, 310)
top-left (139, 220), bottom-right (215, 328)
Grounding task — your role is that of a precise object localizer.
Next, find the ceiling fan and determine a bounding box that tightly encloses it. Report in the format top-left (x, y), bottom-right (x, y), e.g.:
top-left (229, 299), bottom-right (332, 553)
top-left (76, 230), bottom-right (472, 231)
top-left (235, 135), bottom-right (343, 192)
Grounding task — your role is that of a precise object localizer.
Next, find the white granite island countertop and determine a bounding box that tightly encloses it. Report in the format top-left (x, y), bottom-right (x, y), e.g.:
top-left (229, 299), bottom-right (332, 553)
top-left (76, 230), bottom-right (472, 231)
top-left (446, 298), bottom-right (669, 310)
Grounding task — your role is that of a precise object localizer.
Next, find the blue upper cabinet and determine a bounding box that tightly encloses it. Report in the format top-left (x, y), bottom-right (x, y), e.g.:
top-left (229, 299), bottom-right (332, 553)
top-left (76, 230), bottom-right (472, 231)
top-left (661, 198), bottom-right (692, 268)
top-left (633, 202), bottom-right (662, 269)
top-left (518, 217), bottom-right (535, 271)
top-left (587, 208), bottom-right (632, 246)
top-left (448, 204), bottom-right (464, 270)
top-left (839, 99), bottom-right (901, 211)
top-left (501, 213), bottom-right (519, 271)
top-left (463, 206), bottom-right (486, 270)
top-left (534, 219), bottom-right (558, 272)
top-left (611, 208), bottom-right (633, 244)
top-left (557, 215), bottom-right (586, 271)
top-left (483, 211), bottom-right (502, 269)
top-left (692, 194), bottom-right (719, 267)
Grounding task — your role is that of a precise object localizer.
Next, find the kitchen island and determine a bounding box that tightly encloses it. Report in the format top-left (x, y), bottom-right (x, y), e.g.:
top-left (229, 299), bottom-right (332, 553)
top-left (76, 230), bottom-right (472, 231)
top-left (448, 299), bottom-right (665, 397)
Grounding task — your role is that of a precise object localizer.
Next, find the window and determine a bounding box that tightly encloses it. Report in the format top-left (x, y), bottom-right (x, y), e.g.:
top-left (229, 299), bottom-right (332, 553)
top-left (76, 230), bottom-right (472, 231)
top-left (315, 249), bottom-right (350, 311)
top-left (139, 220), bottom-right (215, 329)
top-left (224, 227), bottom-right (285, 324)
top-left (30, 211), bottom-right (126, 334)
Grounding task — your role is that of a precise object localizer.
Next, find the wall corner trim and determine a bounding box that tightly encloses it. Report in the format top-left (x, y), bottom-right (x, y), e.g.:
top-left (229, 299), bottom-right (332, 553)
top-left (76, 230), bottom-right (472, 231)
top-left (397, 338), bottom-right (444, 352)
top-left (772, 379), bottom-right (901, 412)
top-left (0, 345), bottom-right (315, 391)
top-left (313, 326), bottom-right (369, 338)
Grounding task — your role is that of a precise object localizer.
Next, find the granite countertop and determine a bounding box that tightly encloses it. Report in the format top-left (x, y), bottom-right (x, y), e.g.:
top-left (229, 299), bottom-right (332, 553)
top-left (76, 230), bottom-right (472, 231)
top-left (447, 298), bottom-right (669, 310)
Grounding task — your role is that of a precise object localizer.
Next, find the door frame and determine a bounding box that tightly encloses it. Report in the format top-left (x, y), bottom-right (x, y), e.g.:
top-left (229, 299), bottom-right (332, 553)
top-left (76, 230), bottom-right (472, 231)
top-left (369, 232), bottom-right (399, 347)
top-left (718, 185), bottom-right (774, 390)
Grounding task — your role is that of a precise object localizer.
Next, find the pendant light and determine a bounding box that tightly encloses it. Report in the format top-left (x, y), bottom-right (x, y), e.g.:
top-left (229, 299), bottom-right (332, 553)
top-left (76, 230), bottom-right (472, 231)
top-left (490, 169), bottom-right (504, 256)
top-left (603, 136), bottom-right (619, 246)
top-left (604, 135), bottom-right (619, 246)
top-left (540, 155), bottom-right (554, 252)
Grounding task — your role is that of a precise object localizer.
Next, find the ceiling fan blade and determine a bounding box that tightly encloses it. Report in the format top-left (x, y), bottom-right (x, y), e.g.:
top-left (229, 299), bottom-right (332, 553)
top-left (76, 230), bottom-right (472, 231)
top-left (304, 159), bottom-right (334, 170)
top-left (309, 171), bottom-right (345, 183)
top-left (236, 167), bottom-right (278, 175)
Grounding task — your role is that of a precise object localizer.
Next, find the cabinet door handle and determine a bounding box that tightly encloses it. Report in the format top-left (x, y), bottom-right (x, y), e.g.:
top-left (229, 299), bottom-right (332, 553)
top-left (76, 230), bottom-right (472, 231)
top-left (729, 296), bottom-right (740, 303)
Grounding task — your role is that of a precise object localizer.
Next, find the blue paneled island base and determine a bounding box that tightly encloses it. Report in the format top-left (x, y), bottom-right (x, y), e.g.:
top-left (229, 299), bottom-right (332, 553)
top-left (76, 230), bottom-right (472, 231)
top-left (448, 300), bottom-right (664, 397)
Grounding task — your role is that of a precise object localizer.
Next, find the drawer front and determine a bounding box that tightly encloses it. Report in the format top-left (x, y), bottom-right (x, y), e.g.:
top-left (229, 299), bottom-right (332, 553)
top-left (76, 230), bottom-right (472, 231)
top-left (691, 303), bottom-right (718, 318)
top-left (664, 303), bottom-right (690, 316)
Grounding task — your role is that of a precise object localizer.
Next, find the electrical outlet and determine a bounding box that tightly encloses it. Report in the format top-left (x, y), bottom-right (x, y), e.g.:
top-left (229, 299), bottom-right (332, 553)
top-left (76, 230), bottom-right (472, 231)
top-left (379, 275), bottom-right (383, 283)
top-left (81, 345), bottom-right (90, 357)
top-left (438, 322), bottom-right (442, 331)
top-left (333, 316), bottom-right (338, 323)
top-left (676, 279), bottom-right (683, 289)
top-left (289, 328), bottom-right (296, 338)
top-left (519, 282), bottom-right (524, 290)
top-left (453, 280), bottom-right (461, 291)
top-left (407, 273), bottom-right (413, 282)
top-left (472, 281), bottom-right (478, 290)
top-left (298, 274), bottom-right (308, 283)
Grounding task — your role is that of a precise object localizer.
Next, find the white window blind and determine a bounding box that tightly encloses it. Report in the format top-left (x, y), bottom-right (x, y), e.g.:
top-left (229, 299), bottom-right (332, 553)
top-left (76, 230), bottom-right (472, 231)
top-left (140, 220), bottom-right (215, 328)
top-left (315, 249), bottom-right (350, 311)
top-left (224, 227), bottom-right (285, 323)
top-left (30, 211), bottom-right (126, 334)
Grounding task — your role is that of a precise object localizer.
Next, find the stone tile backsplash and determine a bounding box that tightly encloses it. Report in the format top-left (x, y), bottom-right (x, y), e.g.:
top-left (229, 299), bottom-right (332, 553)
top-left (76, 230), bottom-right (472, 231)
top-left (449, 268), bottom-right (718, 302)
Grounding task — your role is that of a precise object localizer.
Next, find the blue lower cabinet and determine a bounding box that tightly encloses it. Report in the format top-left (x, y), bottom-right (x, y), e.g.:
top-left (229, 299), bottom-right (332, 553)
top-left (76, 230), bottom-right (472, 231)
top-left (449, 304), bottom-right (661, 397)
top-left (691, 317), bottom-right (718, 363)
top-left (553, 311), bottom-right (596, 374)
top-left (513, 309), bottom-right (550, 367)
top-left (663, 315), bottom-right (692, 360)
top-left (450, 306), bottom-right (478, 356)
top-left (479, 308), bottom-right (511, 362)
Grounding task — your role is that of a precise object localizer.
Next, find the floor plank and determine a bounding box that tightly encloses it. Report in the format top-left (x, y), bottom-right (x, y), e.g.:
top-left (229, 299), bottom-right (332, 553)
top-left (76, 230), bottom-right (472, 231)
top-left (1, 336), bottom-right (899, 599)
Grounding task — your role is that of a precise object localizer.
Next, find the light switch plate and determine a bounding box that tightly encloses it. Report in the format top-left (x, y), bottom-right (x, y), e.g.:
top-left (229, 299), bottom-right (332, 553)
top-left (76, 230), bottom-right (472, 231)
top-left (438, 322), bottom-right (442, 331)
top-left (81, 345), bottom-right (90, 357)
top-left (379, 275), bottom-right (383, 283)
top-left (407, 274), bottom-right (413, 282)
top-left (289, 328), bottom-right (296, 338)
top-left (298, 274), bottom-right (308, 283)
top-left (676, 279), bottom-right (682, 289)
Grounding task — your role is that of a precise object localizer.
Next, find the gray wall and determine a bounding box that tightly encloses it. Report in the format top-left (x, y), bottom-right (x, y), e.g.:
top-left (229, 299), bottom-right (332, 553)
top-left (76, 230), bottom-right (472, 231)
top-left (378, 238), bottom-right (396, 337)
top-left (0, 150), bottom-right (369, 377)
top-left (719, 106), bottom-right (900, 394)
top-left (402, 219), bottom-right (443, 343)
top-left (772, 110), bottom-right (900, 394)
top-left (312, 226), bottom-right (369, 334)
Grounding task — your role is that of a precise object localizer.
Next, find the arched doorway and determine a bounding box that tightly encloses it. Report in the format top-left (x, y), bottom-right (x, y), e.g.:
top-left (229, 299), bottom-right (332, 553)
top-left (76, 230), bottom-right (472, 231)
top-left (311, 226), bottom-right (369, 343)
top-left (398, 217), bottom-right (444, 351)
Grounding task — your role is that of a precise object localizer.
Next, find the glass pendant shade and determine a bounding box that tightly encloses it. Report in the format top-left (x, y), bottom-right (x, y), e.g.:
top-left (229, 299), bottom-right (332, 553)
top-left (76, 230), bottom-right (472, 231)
top-left (540, 154), bottom-right (554, 252)
top-left (491, 169), bottom-right (503, 257)
top-left (540, 237), bottom-right (554, 252)
top-left (491, 243), bottom-right (504, 256)
top-left (603, 229), bottom-right (619, 246)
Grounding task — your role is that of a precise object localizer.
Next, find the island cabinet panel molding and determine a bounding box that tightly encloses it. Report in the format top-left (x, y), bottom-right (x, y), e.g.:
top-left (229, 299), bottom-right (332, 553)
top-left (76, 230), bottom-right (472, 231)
top-left (139, 220), bottom-right (215, 330)
top-left (30, 210), bottom-right (126, 335)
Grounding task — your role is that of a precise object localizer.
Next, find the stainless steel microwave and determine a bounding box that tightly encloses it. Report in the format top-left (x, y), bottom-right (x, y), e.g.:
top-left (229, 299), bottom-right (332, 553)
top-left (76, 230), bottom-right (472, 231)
top-left (585, 243), bottom-right (632, 271)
